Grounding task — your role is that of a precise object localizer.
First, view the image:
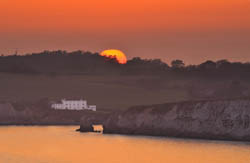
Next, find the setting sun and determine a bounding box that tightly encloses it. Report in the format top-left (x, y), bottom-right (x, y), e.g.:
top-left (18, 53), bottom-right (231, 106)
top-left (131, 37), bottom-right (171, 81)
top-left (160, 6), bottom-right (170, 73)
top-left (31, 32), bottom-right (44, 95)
top-left (101, 49), bottom-right (127, 64)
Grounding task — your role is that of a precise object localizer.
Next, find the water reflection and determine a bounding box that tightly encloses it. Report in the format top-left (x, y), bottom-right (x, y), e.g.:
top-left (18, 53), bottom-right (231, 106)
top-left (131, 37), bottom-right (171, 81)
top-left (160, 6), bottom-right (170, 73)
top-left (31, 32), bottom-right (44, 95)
top-left (92, 125), bottom-right (103, 133)
top-left (0, 126), bottom-right (250, 163)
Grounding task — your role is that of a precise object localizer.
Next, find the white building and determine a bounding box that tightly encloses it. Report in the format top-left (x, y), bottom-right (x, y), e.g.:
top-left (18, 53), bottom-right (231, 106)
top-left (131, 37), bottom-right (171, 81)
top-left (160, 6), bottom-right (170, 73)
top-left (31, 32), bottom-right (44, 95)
top-left (51, 99), bottom-right (96, 111)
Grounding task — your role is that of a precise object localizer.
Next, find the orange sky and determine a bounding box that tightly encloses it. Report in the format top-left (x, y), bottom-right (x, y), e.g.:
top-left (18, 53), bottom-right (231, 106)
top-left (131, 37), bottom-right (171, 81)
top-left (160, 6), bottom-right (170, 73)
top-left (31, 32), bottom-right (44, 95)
top-left (1, 0), bottom-right (250, 64)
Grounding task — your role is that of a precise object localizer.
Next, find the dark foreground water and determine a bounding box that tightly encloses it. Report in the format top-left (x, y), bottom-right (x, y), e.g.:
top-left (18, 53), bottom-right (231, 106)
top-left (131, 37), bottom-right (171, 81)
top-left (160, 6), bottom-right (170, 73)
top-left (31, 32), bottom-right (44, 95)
top-left (0, 126), bottom-right (250, 163)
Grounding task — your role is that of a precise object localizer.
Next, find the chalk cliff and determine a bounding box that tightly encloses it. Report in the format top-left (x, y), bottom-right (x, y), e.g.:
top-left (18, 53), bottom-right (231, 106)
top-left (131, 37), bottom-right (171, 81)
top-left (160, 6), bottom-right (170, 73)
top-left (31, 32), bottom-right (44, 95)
top-left (79, 99), bottom-right (250, 141)
top-left (0, 100), bottom-right (105, 125)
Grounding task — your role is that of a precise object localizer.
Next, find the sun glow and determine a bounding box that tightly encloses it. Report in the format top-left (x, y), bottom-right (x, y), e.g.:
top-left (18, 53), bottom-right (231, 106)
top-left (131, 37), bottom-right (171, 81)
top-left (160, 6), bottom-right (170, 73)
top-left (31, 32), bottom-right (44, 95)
top-left (101, 49), bottom-right (127, 64)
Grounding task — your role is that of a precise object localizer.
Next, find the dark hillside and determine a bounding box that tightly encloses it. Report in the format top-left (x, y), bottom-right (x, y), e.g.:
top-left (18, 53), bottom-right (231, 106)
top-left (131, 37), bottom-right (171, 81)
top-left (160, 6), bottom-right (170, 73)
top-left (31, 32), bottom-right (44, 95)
top-left (0, 51), bottom-right (120, 75)
top-left (1, 51), bottom-right (250, 80)
top-left (1, 51), bottom-right (250, 109)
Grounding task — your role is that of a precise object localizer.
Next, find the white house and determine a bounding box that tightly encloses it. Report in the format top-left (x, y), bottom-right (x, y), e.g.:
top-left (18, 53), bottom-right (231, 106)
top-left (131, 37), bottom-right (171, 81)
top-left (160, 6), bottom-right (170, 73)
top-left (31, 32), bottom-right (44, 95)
top-left (51, 99), bottom-right (96, 111)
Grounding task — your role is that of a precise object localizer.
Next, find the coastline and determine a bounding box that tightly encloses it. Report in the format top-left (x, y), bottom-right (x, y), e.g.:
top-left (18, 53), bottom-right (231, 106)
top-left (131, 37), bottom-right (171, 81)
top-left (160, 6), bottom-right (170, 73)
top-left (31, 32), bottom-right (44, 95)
top-left (78, 98), bottom-right (250, 142)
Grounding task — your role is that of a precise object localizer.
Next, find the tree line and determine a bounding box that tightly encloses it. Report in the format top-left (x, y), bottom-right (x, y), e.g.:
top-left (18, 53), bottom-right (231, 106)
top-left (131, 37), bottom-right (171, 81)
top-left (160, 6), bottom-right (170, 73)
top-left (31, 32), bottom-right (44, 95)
top-left (0, 50), bottom-right (250, 80)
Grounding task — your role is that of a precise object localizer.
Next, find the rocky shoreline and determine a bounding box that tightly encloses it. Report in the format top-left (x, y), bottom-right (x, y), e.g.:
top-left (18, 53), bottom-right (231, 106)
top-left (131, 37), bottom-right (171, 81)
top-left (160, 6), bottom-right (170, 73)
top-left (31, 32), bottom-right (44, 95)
top-left (0, 99), bottom-right (110, 126)
top-left (78, 99), bottom-right (250, 142)
top-left (2, 98), bottom-right (250, 142)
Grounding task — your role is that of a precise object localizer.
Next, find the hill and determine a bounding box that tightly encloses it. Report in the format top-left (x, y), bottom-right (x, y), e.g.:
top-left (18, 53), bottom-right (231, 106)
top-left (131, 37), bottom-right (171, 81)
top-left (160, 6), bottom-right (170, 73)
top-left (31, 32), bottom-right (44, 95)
top-left (1, 50), bottom-right (250, 110)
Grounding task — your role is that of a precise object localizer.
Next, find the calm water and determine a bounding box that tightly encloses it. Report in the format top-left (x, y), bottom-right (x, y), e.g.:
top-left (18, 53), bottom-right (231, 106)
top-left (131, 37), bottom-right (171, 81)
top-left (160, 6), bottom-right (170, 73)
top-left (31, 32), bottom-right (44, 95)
top-left (0, 126), bottom-right (250, 163)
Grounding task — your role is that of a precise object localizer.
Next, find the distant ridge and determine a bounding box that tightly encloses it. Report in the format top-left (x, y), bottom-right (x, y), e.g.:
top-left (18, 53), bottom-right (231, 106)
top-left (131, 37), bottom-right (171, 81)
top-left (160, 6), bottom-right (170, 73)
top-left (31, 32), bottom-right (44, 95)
top-left (1, 50), bottom-right (250, 80)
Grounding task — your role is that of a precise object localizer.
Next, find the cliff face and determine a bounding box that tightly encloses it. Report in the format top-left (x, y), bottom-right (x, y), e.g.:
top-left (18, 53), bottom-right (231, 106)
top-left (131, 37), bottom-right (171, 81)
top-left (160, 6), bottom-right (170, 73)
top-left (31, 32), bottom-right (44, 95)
top-left (0, 103), bottom-right (33, 124)
top-left (80, 99), bottom-right (250, 141)
top-left (0, 101), bottom-right (107, 125)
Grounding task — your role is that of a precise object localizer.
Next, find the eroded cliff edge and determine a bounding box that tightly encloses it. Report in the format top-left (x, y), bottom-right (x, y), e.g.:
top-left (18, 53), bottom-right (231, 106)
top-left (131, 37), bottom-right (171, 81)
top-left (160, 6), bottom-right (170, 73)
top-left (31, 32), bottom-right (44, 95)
top-left (79, 99), bottom-right (250, 141)
top-left (0, 100), bottom-right (110, 125)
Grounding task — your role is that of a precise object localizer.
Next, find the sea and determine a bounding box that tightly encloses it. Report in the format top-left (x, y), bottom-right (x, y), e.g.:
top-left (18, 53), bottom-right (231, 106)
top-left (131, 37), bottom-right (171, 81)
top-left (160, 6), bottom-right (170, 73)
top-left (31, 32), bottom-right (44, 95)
top-left (0, 126), bottom-right (250, 163)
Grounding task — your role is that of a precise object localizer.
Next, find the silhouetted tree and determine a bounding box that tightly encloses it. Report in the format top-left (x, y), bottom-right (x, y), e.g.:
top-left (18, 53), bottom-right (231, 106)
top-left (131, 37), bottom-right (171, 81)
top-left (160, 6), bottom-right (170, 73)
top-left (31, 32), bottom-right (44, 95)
top-left (171, 60), bottom-right (185, 68)
top-left (0, 50), bottom-right (122, 75)
top-left (199, 60), bottom-right (216, 70)
top-left (1, 51), bottom-right (250, 80)
top-left (216, 59), bottom-right (230, 68)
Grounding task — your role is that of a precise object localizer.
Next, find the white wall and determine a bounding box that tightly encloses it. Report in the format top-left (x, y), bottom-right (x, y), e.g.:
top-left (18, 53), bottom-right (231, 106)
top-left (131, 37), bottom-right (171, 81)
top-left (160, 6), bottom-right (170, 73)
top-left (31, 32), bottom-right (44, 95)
top-left (51, 99), bottom-right (96, 111)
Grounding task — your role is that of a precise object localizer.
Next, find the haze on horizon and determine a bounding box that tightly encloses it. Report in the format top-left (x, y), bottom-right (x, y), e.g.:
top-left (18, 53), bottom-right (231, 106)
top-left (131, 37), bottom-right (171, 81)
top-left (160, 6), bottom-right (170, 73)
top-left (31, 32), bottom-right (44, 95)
top-left (1, 0), bottom-right (250, 64)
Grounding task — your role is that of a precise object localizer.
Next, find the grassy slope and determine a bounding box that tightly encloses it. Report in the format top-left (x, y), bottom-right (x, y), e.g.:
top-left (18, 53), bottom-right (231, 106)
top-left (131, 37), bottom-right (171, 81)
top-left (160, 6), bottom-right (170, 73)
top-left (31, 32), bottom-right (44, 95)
top-left (0, 73), bottom-right (189, 110)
